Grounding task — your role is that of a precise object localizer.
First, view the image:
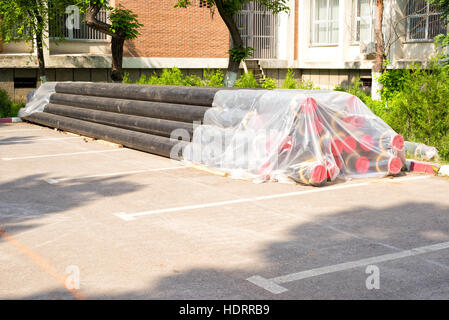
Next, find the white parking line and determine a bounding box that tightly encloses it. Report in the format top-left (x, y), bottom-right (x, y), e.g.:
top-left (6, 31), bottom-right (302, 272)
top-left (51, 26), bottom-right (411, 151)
top-left (247, 240), bottom-right (449, 294)
top-left (2, 148), bottom-right (125, 161)
top-left (0, 128), bottom-right (43, 133)
top-left (44, 166), bottom-right (187, 184)
top-left (114, 175), bottom-right (431, 221)
top-left (0, 137), bottom-right (80, 145)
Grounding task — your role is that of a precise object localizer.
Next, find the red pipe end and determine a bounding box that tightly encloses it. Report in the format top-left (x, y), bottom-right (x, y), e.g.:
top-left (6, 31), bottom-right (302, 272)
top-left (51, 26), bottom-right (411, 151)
top-left (388, 157), bottom-right (403, 174)
top-left (391, 134), bottom-right (404, 151)
top-left (311, 164), bottom-right (327, 184)
top-left (355, 156), bottom-right (370, 173)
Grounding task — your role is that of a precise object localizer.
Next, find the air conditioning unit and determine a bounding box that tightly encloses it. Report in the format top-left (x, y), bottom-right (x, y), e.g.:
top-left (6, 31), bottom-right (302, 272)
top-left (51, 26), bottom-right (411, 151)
top-left (360, 41), bottom-right (376, 55)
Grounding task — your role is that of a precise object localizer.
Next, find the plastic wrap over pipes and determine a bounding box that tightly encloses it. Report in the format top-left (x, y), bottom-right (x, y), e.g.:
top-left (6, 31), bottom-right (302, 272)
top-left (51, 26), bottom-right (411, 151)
top-left (18, 82), bottom-right (57, 118)
top-left (183, 89), bottom-right (405, 186)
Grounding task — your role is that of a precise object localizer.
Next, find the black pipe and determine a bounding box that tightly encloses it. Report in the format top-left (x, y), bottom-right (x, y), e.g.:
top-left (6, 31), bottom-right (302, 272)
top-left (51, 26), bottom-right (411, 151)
top-left (23, 112), bottom-right (188, 159)
top-left (55, 82), bottom-right (226, 106)
top-left (49, 93), bottom-right (208, 123)
top-left (44, 103), bottom-right (194, 138)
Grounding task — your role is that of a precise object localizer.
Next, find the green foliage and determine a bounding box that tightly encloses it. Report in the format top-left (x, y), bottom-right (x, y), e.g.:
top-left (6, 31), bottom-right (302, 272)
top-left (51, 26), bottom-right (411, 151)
top-left (336, 63), bottom-right (449, 161)
top-left (124, 68), bottom-right (216, 87)
top-left (0, 88), bottom-right (12, 118)
top-left (174, 1), bottom-right (289, 15)
top-left (386, 62), bottom-right (449, 160)
top-left (203, 69), bottom-right (225, 87)
top-left (0, 0), bottom-right (73, 43)
top-left (281, 69), bottom-right (318, 89)
top-left (108, 4), bottom-right (143, 40)
top-left (229, 46), bottom-right (254, 63)
top-left (377, 69), bottom-right (408, 101)
top-left (260, 77), bottom-right (277, 89)
top-left (234, 71), bottom-right (259, 88)
top-left (10, 103), bottom-right (25, 117)
top-left (281, 68), bottom-right (299, 89)
top-left (297, 80), bottom-right (316, 90)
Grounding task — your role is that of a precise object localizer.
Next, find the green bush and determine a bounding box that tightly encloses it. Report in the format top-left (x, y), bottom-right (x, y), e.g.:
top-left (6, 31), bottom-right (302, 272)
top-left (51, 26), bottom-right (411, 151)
top-left (281, 68), bottom-right (299, 89)
top-left (0, 88), bottom-right (13, 118)
top-left (203, 69), bottom-right (224, 87)
top-left (260, 77), bottom-right (277, 89)
top-left (297, 80), bottom-right (316, 90)
top-left (387, 62), bottom-right (449, 160)
top-left (235, 71), bottom-right (260, 88)
top-left (377, 69), bottom-right (408, 101)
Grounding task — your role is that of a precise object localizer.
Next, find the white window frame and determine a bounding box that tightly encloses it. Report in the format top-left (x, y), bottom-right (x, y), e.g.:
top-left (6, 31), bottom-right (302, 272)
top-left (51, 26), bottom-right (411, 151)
top-left (406, 1), bottom-right (446, 42)
top-left (311, 0), bottom-right (340, 45)
top-left (353, 0), bottom-right (375, 43)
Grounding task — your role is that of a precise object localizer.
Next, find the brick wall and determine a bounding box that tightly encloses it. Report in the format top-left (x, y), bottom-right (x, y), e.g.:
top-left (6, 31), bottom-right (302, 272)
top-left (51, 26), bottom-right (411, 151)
top-left (117, 0), bottom-right (230, 58)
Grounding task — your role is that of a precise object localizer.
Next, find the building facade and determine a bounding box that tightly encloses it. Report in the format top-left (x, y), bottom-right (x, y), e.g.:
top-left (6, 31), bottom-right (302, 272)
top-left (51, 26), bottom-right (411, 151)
top-left (0, 0), bottom-right (447, 101)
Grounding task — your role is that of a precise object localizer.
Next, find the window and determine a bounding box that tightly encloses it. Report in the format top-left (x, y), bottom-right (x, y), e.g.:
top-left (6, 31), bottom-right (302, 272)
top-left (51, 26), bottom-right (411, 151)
top-left (235, 1), bottom-right (278, 59)
top-left (312, 0), bottom-right (339, 45)
top-left (49, 3), bottom-right (108, 41)
top-left (407, 0), bottom-right (447, 41)
top-left (354, 0), bottom-right (375, 43)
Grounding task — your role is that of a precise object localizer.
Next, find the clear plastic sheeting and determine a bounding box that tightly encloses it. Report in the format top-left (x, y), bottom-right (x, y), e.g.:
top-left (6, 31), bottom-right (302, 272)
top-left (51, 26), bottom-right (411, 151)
top-left (404, 141), bottom-right (438, 161)
top-left (183, 89), bottom-right (405, 186)
top-left (18, 82), bottom-right (57, 118)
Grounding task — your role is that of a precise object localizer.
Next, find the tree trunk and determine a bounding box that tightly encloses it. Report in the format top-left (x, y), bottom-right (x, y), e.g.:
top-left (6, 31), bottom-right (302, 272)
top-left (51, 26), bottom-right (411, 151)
top-left (372, 0), bottom-right (384, 100)
top-left (86, 3), bottom-right (126, 82)
top-left (32, 6), bottom-right (46, 83)
top-left (215, 0), bottom-right (244, 87)
top-left (35, 31), bottom-right (46, 83)
top-left (111, 37), bottom-right (125, 82)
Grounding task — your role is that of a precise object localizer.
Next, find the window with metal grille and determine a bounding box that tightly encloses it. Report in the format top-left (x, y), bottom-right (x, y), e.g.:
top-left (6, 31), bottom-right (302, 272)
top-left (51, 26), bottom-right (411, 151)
top-left (312, 0), bottom-right (339, 45)
top-left (354, 0), bottom-right (375, 43)
top-left (406, 0), bottom-right (447, 41)
top-left (235, 1), bottom-right (278, 59)
top-left (49, 3), bottom-right (108, 41)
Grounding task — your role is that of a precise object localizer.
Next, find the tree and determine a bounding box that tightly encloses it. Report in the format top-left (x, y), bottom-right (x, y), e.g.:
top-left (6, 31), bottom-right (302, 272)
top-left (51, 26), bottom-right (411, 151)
top-left (428, 0), bottom-right (449, 65)
top-left (0, 0), bottom-right (72, 82)
top-left (370, 0), bottom-right (446, 99)
top-left (175, 0), bottom-right (289, 87)
top-left (371, 0), bottom-right (385, 100)
top-left (81, 0), bottom-right (143, 82)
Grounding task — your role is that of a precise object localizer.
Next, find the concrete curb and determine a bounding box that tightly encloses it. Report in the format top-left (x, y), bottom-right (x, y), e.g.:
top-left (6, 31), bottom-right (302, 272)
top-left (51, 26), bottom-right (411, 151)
top-left (0, 117), bottom-right (22, 123)
top-left (438, 165), bottom-right (449, 177)
top-left (405, 159), bottom-right (440, 175)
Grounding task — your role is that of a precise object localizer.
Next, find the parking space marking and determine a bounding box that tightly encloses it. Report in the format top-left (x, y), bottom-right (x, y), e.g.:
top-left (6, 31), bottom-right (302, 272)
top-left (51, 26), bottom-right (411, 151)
top-left (0, 128), bottom-right (44, 133)
top-left (0, 227), bottom-right (87, 300)
top-left (247, 240), bottom-right (449, 294)
top-left (0, 137), bottom-right (80, 145)
top-left (2, 148), bottom-right (125, 161)
top-left (114, 175), bottom-right (431, 221)
top-left (44, 166), bottom-right (187, 184)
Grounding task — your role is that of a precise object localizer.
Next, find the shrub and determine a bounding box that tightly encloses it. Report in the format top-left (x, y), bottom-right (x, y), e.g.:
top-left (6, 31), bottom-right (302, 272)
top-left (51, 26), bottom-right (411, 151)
top-left (235, 71), bottom-right (260, 88)
top-left (260, 77), bottom-right (277, 89)
top-left (157, 67), bottom-right (184, 86)
top-left (297, 80), bottom-right (316, 90)
top-left (182, 74), bottom-right (203, 87)
top-left (203, 69), bottom-right (224, 87)
top-left (281, 68), bottom-right (299, 89)
top-left (0, 88), bottom-right (12, 118)
top-left (377, 69), bottom-right (408, 101)
top-left (387, 62), bottom-right (449, 160)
